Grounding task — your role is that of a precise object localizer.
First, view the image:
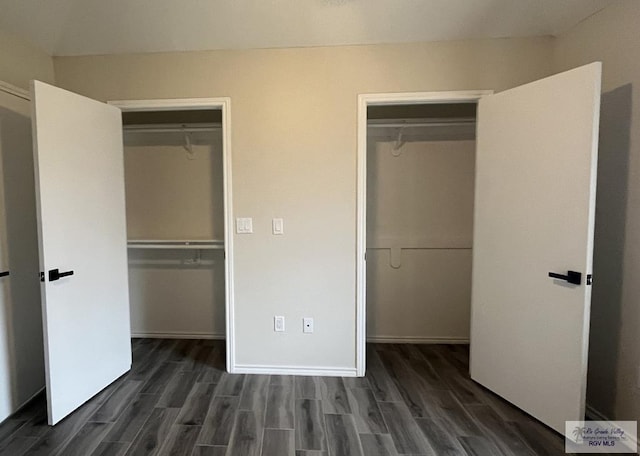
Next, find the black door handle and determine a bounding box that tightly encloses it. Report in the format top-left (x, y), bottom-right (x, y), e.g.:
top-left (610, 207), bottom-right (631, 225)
top-left (49, 269), bottom-right (74, 282)
top-left (548, 270), bottom-right (581, 285)
top-left (0, 271), bottom-right (9, 278)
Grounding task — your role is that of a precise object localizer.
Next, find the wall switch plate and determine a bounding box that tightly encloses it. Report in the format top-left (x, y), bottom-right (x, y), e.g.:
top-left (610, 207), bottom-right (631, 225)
top-left (274, 316), bottom-right (285, 332)
top-left (303, 317), bottom-right (314, 333)
top-left (236, 217), bottom-right (253, 234)
top-left (272, 218), bottom-right (284, 235)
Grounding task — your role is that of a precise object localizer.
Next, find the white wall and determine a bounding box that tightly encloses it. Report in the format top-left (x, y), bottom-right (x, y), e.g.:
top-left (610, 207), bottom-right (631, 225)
top-left (366, 139), bottom-right (475, 342)
top-left (554, 0), bottom-right (640, 421)
top-left (54, 37), bottom-right (554, 371)
top-left (0, 92), bottom-right (44, 422)
top-left (124, 135), bottom-right (226, 338)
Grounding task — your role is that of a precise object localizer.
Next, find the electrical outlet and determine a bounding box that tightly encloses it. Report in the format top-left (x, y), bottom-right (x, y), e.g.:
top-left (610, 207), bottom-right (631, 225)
top-left (274, 316), bottom-right (285, 332)
top-left (303, 317), bottom-right (314, 333)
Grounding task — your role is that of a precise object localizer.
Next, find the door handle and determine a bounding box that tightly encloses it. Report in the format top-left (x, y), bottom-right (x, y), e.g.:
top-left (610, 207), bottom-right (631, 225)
top-left (0, 271), bottom-right (9, 278)
top-left (49, 268), bottom-right (74, 282)
top-left (548, 270), bottom-right (581, 285)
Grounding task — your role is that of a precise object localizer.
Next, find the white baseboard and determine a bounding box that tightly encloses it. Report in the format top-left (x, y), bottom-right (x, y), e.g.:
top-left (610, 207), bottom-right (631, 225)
top-left (583, 404), bottom-right (637, 451)
top-left (367, 335), bottom-right (469, 344)
top-left (585, 404), bottom-right (610, 421)
top-left (20, 387), bottom-right (45, 409)
top-left (232, 364), bottom-right (358, 377)
top-left (131, 331), bottom-right (225, 340)
top-left (0, 387), bottom-right (45, 425)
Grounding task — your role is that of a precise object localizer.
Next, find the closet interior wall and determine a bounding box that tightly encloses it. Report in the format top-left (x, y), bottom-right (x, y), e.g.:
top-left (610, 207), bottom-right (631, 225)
top-left (366, 103), bottom-right (476, 343)
top-left (123, 110), bottom-right (225, 338)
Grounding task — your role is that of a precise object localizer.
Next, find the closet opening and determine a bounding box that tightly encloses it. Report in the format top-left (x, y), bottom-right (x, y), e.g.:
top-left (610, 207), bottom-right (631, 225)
top-left (111, 98), bottom-right (235, 370)
top-left (366, 102), bottom-right (476, 342)
top-left (355, 91), bottom-right (490, 375)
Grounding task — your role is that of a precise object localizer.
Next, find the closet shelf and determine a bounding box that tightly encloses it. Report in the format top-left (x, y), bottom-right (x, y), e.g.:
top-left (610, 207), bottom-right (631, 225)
top-left (127, 239), bottom-right (224, 250)
top-left (123, 123), bottom-right (221, 134)
top-left (367, 117), bottom-right (476, 128)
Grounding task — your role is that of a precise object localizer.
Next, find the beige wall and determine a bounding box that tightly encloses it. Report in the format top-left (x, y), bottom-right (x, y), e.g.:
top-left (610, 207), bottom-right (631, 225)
top-left (555, 0), bottom-right (640, 421)
top-left (54, 38), bottom-right (554, 369)
top-left (0, 29), bottom-right (54, 89)
top-left (128, 256), bottom-right (225, 337)
top-left (367, 139), bottom-right (475, 341)
top-left (124, 140), bottom-right (224, 240)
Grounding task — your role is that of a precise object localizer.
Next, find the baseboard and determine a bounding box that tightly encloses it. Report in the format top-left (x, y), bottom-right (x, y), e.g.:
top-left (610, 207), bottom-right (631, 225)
top-left (585, 404), bottom-right (610, 421)
top-left (0, 387), bottom-right (45, 425)
top-left (584, 405), bottom-right (638, 451)
top-left (367, 335), bottom-right (469, 344)
top-left (20, 387), bottom-right (46, 410)
top-left (232, 364), bottom-right (358, 377)
top-left (131, 331), bottom-right (225, 340)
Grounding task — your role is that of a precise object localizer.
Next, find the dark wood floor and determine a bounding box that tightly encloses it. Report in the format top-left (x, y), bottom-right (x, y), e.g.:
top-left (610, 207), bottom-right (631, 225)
top-left (0, 339), bottom-right (572, 456)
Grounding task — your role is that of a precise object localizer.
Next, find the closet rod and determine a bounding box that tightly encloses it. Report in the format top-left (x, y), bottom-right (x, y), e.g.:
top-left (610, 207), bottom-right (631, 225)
top-left (123, 123), bottom-right (221, 134)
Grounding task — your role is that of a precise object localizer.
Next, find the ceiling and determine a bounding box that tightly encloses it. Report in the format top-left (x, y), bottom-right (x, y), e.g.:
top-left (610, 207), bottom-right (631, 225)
top-left (0, 0), bottom-right (612, 57)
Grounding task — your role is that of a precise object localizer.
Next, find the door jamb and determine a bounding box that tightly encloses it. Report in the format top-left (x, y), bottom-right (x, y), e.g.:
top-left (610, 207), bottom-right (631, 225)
top-left (356, 90), bottom-right (492, 376)
top-left (108, 97), bottom-right (236, 372)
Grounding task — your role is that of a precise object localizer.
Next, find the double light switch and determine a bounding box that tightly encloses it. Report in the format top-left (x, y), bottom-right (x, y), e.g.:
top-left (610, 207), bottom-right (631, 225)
top-left (236, 218), bottom-right (253, 234)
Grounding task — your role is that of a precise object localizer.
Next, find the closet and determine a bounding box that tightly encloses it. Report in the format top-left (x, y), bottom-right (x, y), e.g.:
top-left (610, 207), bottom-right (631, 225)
top-left (122, 109), bottom-right (226, 339)
top-left (366, 103), bottom-right (477, 343)
top-left (359, 64), bottom-right (602, 434)
top-left (0, 81), bottom-right (231, 425)
top-left (0, 81), bottom-right (132, 425)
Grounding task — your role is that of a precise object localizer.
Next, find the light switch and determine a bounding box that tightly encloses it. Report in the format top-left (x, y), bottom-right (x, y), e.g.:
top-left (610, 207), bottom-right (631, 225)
top-left (272, 218), bottom-right (284, 235)
top-left (236, 217), bottom-right (253, 234)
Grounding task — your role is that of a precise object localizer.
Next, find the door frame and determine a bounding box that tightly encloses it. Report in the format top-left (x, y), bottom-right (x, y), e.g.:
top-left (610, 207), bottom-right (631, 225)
top-left (356, 90), bottom-right (492, 376)
top-left (108, 97), bottom-right (236, 372)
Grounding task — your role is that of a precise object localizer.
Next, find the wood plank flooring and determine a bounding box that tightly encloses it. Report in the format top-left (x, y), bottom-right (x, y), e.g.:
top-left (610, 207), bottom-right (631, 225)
top-left (0, 339), bottom-right (573, 456)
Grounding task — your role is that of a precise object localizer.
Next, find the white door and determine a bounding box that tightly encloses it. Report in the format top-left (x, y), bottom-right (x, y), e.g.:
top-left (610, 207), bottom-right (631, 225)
top-left (470, 62), bottom-right (601, 434)
top-left (31, 81), bottom-right (131, 425)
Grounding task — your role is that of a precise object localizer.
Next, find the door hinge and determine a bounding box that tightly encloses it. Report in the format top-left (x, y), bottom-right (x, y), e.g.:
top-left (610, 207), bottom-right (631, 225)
top-left (586, 274), bottom-right (593, 285)
top-left (40, 272), bottom-right (44, 282)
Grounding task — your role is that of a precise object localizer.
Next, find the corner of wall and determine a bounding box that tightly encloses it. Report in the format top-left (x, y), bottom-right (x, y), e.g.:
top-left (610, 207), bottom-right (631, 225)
top-left (0, 29), bottom-right (55, 89)
top-left (552, 1), bottom-right (640, 422)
